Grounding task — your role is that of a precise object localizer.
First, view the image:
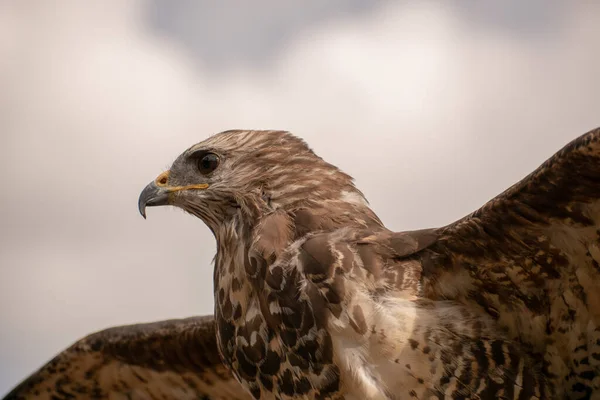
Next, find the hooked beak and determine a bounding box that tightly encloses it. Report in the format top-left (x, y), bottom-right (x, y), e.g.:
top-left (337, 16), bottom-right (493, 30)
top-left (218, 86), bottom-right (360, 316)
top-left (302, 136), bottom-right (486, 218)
top-left (138, 171), bottom-right (209, 219)
top-left (138, 181), bottom-right (169, 219)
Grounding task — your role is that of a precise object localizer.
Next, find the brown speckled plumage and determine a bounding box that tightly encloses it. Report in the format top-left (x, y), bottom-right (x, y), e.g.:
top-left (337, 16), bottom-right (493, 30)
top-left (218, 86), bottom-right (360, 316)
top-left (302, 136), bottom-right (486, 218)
top-left (4, 317), bottom-right (250, 399)
top-left (7, 127), bottom-right (600, 399)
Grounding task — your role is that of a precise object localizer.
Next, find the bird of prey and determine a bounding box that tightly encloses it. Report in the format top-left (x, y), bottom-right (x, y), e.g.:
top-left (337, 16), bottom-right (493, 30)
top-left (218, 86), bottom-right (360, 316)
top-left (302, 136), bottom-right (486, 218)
top-left (5, 127), bottom-right (600, 400)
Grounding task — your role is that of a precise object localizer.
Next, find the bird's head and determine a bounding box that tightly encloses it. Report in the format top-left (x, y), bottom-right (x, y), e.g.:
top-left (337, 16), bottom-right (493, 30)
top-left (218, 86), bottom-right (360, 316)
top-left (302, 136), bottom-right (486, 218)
top-left (138, 130), bottom-right (378, 236)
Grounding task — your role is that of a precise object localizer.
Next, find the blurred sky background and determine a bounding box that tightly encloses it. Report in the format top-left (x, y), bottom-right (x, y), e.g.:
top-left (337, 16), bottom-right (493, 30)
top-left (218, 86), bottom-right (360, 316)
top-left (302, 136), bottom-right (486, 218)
top-left (1, 0), bottom-right (600, 395)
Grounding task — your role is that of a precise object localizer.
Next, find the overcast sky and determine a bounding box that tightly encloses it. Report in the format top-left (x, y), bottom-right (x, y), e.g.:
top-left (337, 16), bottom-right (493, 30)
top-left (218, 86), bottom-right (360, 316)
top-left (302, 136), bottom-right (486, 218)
top-left (1, 1), bottom-right (600, 395)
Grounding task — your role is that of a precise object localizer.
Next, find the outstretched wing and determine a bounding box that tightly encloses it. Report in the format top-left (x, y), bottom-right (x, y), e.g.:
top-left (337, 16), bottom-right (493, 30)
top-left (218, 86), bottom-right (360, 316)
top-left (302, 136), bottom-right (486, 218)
top-left (413, 126), bottom-right (600, 397)
top-left (3, 316), bottom-right (250, 400)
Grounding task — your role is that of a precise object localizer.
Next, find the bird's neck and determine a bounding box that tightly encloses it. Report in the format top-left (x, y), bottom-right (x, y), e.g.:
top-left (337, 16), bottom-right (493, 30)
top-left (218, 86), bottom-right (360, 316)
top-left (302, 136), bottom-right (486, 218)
top-left (211, 200), bottom-right (386, 380)
top-left (212, 200), bottom-right (384, 300)
top-left (212, 208), bottom-right (288, 303)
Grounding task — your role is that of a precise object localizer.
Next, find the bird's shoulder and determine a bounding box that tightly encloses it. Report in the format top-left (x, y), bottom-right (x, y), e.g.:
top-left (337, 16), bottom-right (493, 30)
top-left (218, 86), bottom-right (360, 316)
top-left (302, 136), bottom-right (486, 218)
top-left (272, 226), bottom-right (438, 301)
top-left (264, 228), bottom-right (549, 399)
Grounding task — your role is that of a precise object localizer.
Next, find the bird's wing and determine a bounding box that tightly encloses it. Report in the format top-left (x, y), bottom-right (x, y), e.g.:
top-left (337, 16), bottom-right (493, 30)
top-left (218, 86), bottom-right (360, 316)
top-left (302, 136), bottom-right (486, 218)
top-left (3, 316), bottom-right (250, 400)
top-left (391, 126), bottom-right (600, 396)
top-left (269, 127), bottom-right (600, 398)
top-left (274, 226), bottom-right (547, 399)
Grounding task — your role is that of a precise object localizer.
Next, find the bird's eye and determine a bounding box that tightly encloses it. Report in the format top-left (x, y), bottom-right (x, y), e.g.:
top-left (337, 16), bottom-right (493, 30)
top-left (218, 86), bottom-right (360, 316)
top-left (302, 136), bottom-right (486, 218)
top-left (197, 153), bottom-right (220, 175)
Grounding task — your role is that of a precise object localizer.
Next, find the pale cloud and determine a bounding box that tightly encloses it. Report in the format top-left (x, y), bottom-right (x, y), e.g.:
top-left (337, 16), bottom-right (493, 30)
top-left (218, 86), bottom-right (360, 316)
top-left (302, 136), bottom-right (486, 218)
top-left (1, 0), bottom-right (599, 394)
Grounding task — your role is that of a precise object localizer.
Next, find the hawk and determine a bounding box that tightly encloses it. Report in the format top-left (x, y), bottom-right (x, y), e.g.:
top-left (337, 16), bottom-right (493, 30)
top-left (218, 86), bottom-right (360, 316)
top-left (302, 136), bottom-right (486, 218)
top-left (5, 127), bottom-right (600, 399)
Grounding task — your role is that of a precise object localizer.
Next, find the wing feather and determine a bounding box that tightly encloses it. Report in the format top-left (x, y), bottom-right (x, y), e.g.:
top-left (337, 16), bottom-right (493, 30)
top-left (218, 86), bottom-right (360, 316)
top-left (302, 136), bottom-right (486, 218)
top-left (3, 316), bottom-right (250, 400)
top-left (411, 126), bottom-right (600, 397)
top-left (289, 228), bottom-right (548, 398)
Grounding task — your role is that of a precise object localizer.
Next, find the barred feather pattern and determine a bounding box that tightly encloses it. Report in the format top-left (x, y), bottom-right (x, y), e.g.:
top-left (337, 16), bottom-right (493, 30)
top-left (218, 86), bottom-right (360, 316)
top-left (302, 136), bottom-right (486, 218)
top-left (173, 128), bottom-right (600, 399)
top-left (8, 127), bottom-right (600, 399)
